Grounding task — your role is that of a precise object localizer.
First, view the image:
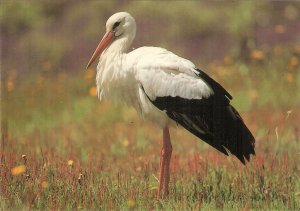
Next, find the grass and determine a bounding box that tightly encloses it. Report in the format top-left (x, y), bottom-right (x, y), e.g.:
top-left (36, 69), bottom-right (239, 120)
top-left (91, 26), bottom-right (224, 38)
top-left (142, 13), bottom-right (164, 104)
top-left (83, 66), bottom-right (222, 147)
top-left (1, 45), bottom-right (300, 210)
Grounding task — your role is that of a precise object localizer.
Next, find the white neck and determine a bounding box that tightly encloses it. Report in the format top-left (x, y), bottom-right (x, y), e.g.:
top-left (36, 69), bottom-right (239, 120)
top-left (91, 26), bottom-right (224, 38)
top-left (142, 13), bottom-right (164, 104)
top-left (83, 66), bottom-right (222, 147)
top-left (96, 35), bottom-right (134, 98)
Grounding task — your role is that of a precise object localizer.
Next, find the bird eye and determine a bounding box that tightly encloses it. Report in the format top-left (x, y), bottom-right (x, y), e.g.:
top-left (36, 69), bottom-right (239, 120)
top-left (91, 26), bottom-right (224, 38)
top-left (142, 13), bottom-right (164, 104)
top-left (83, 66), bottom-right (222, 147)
top-left (113, 21), bottom-right (121, 30)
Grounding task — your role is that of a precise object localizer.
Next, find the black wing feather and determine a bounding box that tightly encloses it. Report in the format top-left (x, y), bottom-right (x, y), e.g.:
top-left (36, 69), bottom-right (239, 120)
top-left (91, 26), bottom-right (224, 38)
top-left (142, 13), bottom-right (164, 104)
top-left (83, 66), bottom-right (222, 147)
top-left (195, 68), bottom-right (232, 100)
top-left (144, 68), bottom-right (255, 164)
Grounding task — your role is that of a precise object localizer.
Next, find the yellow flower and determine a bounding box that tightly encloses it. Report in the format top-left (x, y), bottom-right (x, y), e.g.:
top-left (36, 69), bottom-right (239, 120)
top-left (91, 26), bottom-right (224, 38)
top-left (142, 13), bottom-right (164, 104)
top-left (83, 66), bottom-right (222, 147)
top-left (123, 139), bottom-right (129, 147)
top-left (11, 165), bottom-right (26, 176)
top-left (89, 86), bottom-right (97, 97)
top-left (41, 181), bottom-right (49, 189)
top-left (67, 160), bottom-right (74, 166)
top-left (289, 56), bottom-right (298, 67)
top-left (250, 50), bottom-right (265, 61)
top-left (285, 73), bottom-right (294, 83)
top-left (6, 81), bottom-right (14, 92)
top-left (274, 25), bottom-right (286, 34)
top-left (127, 199), bottom-right (135, 208)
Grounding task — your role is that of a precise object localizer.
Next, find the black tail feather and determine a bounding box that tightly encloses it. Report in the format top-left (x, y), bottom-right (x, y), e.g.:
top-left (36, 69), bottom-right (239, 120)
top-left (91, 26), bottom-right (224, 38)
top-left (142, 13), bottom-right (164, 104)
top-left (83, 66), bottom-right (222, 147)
top-left (167, 104), bottom-right (255, 164)
top-left (150, 94), bottom-right (255, 164)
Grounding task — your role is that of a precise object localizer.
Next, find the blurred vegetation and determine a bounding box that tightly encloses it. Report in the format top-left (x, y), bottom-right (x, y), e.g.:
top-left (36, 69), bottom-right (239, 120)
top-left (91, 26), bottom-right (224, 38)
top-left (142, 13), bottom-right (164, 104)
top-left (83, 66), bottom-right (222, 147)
top-left (1, 1), bottom-right (300, 74)
top-left (1, 0), bottom-right (300, 210)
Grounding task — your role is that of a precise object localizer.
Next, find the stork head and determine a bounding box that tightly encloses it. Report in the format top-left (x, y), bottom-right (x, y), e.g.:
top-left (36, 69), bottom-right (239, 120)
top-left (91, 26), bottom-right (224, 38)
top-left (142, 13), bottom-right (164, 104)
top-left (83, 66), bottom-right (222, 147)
top-left (86, 12), bottom-right (136, 69)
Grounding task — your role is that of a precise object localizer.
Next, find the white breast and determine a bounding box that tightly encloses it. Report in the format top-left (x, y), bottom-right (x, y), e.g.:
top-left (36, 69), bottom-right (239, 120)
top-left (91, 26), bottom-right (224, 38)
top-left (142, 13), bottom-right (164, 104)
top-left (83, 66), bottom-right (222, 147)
top-left (96, 52), bottom-right (136, 105)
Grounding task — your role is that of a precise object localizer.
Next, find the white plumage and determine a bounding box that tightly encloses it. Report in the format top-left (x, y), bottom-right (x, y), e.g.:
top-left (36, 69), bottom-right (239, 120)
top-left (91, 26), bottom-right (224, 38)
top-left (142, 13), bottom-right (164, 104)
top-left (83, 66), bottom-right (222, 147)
top-left (98, 46), bottom-right (214, 126)
top-left (86, 12), bottom-right (255, 199)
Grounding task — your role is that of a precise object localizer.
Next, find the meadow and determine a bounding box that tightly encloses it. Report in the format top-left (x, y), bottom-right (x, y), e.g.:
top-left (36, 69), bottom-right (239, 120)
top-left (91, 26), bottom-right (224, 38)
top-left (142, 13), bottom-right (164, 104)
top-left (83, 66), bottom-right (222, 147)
top-left (1, 1), bottom-right (300, 210)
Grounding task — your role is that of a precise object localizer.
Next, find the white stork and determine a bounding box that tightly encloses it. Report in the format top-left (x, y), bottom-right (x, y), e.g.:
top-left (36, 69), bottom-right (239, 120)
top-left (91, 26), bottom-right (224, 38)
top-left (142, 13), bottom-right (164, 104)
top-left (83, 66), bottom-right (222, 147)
top-left (86, 12), bottom-right (255, 199)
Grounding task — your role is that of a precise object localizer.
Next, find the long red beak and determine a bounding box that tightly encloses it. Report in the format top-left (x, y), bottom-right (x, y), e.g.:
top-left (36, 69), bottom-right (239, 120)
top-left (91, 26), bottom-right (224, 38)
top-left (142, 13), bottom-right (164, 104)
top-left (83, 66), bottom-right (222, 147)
top-left (86, 31), bottom-right (114, 69)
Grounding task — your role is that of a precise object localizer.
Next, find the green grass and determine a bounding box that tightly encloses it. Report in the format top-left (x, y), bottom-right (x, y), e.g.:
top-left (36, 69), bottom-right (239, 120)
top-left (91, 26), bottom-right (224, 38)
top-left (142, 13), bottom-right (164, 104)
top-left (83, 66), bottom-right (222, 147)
top-left (1, 50), bottom-right (300, 210)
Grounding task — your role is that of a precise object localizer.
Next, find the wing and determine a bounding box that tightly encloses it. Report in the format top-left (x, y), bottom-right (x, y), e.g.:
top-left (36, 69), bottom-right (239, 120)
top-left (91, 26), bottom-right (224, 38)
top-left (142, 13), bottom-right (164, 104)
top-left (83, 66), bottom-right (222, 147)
top-left (133, 48), bottom-right (255, 163)
top-left (148, 92), bottom-right (255, 164)
top-left (131, 47), bottom-right (214, 101)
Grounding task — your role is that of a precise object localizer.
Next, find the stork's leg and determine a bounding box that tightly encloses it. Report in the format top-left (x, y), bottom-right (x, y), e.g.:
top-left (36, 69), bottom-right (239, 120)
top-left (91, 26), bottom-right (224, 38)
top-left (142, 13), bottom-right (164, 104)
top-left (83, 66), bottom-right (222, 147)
top-left (157, 126), bottom-right (172, 199)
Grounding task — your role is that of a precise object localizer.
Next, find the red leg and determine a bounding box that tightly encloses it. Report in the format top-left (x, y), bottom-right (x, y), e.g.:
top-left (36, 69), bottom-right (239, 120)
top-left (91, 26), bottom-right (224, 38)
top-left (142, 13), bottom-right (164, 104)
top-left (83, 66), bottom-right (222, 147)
top-left (157, 146), bottom-right (164, 199)
top-left (157, 126), bottom-right (173, 199)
